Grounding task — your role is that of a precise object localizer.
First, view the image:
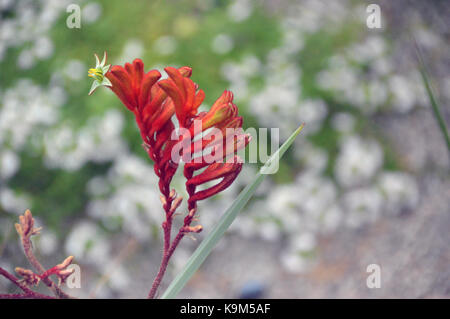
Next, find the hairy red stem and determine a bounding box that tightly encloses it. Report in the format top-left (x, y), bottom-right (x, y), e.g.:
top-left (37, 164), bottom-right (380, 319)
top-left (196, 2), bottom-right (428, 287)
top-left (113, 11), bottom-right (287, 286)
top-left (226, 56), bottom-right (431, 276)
top-left (0, 267), bottom-right (54, 299)
top-left (20, 233), bottom-right (71, 299)
top-left (148, 198), bottom-right (174, 299)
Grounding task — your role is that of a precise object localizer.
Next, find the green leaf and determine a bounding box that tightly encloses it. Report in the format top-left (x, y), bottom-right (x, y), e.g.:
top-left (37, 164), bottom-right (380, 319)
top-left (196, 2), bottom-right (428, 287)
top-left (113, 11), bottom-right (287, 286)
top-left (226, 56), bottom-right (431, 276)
top-left (161, 124), bottom-right (305, 299)
top-left (415, 39), bottom-right (450, 154)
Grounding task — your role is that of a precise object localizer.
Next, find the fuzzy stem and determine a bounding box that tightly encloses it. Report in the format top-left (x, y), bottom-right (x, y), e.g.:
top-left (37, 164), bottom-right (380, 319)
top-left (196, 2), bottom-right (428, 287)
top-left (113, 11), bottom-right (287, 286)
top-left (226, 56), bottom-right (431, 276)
top-left (147, 228), bottom-right (188, 299)
top-left (148, 201), bottom-right (173, 299)
top-left (147, 200), bottom-right (195, 299)
top-left (0, 267), bottom-right (54, 299)
top-left (20, 233), bottom-right (71, 299)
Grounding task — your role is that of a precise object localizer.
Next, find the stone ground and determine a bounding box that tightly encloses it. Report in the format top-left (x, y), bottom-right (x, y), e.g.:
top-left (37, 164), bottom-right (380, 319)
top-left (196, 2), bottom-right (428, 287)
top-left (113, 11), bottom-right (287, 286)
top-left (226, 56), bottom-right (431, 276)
top-left (179, 173), bottom-right (449, 298)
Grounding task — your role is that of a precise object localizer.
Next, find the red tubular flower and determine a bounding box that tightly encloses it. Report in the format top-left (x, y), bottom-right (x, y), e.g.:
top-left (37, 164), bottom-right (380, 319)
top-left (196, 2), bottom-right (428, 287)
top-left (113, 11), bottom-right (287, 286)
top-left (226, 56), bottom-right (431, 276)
top-left (159, 70), bottom-right (251, 210)
top-left (90, 54), bottom-right (251, 299)
top-left (105, 60), bottom-right (192, 201)
top-left (158, 67), bottom-right (205, 128)
top-left (105, 59), bottom-right (250, 211)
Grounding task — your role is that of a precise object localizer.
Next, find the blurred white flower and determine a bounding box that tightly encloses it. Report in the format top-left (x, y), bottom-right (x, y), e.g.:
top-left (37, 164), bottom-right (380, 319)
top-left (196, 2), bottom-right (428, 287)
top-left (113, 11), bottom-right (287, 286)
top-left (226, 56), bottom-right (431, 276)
top-left (415, 27), bottom-right (442, 49)
top-left (107, 265), bottom-right (130, 291)
top-left (37, 231), bottom-right (58, 255)
top-left (342, 187), bottom-right (383, 228)
top-left (33, 36), bottom-right (54, 60)
top-left (43, 110), bottom-right (126, 171)
top-left (211, 34), bottom-right (234, 55)
top-left (228, 0), bottom-right (253, 22)
top-left (346, 36), bottom-right (386, 63)
top-left (297, 99), bottom-right (328, 134)
top-left (82, 2), bottom-right (103, 24)
top-left (377, 172), bottom-right (419, 215)
top-left (17, 49), bottom-right (35, 69)
top-left (64, 59), bottom-right (86, 81)
top-left (153, 35), bottom-right (177, 56)
top-left (0, 150), bottom-right (20, 180)
top-left (117, 39), bottom-right (144, 64)
top-left (0, 80), bottom-right (63, 151)
top-left (335, 136), bottom-right (383, 188)
top-left (0, 188), bottom-right (30, 215)
top-left (281, 27), bottom-right (305, 54)
top-left (86, 153), bottom-right (164, 241)
top-left (257, 220), bottom-right (282, 242)
top-left (0, 0), bottom-right (14, 10)
top-left (331, 112), bottom-right (356, 134)
top-left (291, 232), bottom-right (316, 252)
top-left (320, 204), bottom-right (343, 233)
top-left (294, 142), bottom-right (328, 174)
top-left (389, 75), bottom-right (417, 113)
top-left (65, 221), bottom-right (110, 266)
top-left (280, 250), bottom-right (309, 273)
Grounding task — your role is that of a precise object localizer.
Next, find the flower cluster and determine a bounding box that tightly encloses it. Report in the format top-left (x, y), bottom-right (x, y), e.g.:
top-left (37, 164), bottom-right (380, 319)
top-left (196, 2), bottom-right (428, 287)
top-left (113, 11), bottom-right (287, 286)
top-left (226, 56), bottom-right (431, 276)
top-left (90, 53), bottom-right (250, 216)
top-left (89, 53), bottom-right (250, 297)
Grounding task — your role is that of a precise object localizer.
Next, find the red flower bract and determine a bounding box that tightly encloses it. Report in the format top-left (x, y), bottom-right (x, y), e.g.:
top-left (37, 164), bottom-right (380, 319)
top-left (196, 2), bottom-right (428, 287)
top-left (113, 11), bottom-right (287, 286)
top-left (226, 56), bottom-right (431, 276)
top-left (87, 54), bottom-right (253, 299)
top-left (105, 59), bottom-right (250, 211)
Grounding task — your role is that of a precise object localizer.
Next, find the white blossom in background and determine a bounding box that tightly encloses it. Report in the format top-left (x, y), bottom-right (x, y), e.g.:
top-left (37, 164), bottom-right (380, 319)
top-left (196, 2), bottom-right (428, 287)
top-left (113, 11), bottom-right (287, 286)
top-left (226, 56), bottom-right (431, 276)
top-left (297, 99), bottom-right (328, 135)
top-left (0, 188), bottom-right (30, 215)
top-left (283, 0), bottom-right (348, 34)
top-left (0, 150), bottom-right (20, 180)
top-left (335, 136), bottom-right (383, 188)
top-left (0, 80), bottom-right (63, 151)
top-left (64, 59), bottom-right (86, 81)
top-left (316, 33), bottom-right (429, 115)
top-left (249, 67), bottom-right (302, 139)
top-left (346, 36), bottom-right (386, 63)
top-left (320, 204), bottom-right (343, 234)
top-left (0, 0), bottom-right (67, 64)
top-left (86, 154), bottom-right (163, 241)
top-left (294, 142), bottom-right (328, 174)
top-left (153, 36), bottom-right (178, 56)
top-left (65, 221), bottom-right (111, 267)
top-left (342, 187), bottom-right (383, 228)
top-left (82, 2), bottom-right (103, 24)
top-left (211, 34), bottom-right (234, 55)
top-left (294, 173), bottom-right (338, 233)
top-left (377, 172), bottom-right (419, 215)
top-left (43, 110), bottom-right (127, 171)
top-left (33, 36), bottom-right (54, 60)
top-left (220, 55), bottom-right (261, 101)
top-left (227, 0), bottom-right (253, 22)
top-left (36, 230), bottom-right (58, 256)
top-left (331, 112), bottom-right (356, 134)
top-left (282, 232), bottom-right (317, 273)
top-left (389, 71), bottom-right (427, 113)
top-left (107, 265), bottom-right (130, 291)
top-left (17, 49), bottom-right (36, 69)
top-left (116, 39), bottom-right (144, 64)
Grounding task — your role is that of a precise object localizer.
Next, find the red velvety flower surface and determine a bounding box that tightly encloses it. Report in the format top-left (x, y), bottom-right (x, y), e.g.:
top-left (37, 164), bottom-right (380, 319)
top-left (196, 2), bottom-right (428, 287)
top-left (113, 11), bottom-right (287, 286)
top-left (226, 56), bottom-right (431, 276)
top-left (104, 59), bottom-right (250, 211)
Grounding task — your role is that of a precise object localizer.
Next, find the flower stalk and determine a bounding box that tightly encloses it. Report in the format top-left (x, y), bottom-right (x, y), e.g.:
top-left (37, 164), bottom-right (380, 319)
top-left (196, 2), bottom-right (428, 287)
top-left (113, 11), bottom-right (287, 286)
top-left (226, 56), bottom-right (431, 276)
top-left (89, 53), bottom-right (250, 298)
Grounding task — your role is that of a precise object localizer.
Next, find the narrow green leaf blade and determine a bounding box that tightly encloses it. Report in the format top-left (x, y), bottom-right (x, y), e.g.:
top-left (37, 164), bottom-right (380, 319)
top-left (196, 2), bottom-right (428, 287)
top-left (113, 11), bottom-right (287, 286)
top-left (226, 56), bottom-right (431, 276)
top-left (415, 39), bottom-right (450, 153)
top-left (161, 124), bottom-right (304, 299)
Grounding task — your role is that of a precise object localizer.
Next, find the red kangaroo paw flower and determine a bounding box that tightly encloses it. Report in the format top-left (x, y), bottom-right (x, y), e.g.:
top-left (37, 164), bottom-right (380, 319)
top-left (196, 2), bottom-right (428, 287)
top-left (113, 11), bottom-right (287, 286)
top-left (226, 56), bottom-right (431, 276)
top-left (91, 54), bottom-right (252, 299)
top-left (105, 60), bottom-right (192, 198)
top-left (94, 53), bottom-right (250, 215)
top-left (158, 67), bottom-right (205, 128)
top-left (187, 158), bottom-right (243, 209)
